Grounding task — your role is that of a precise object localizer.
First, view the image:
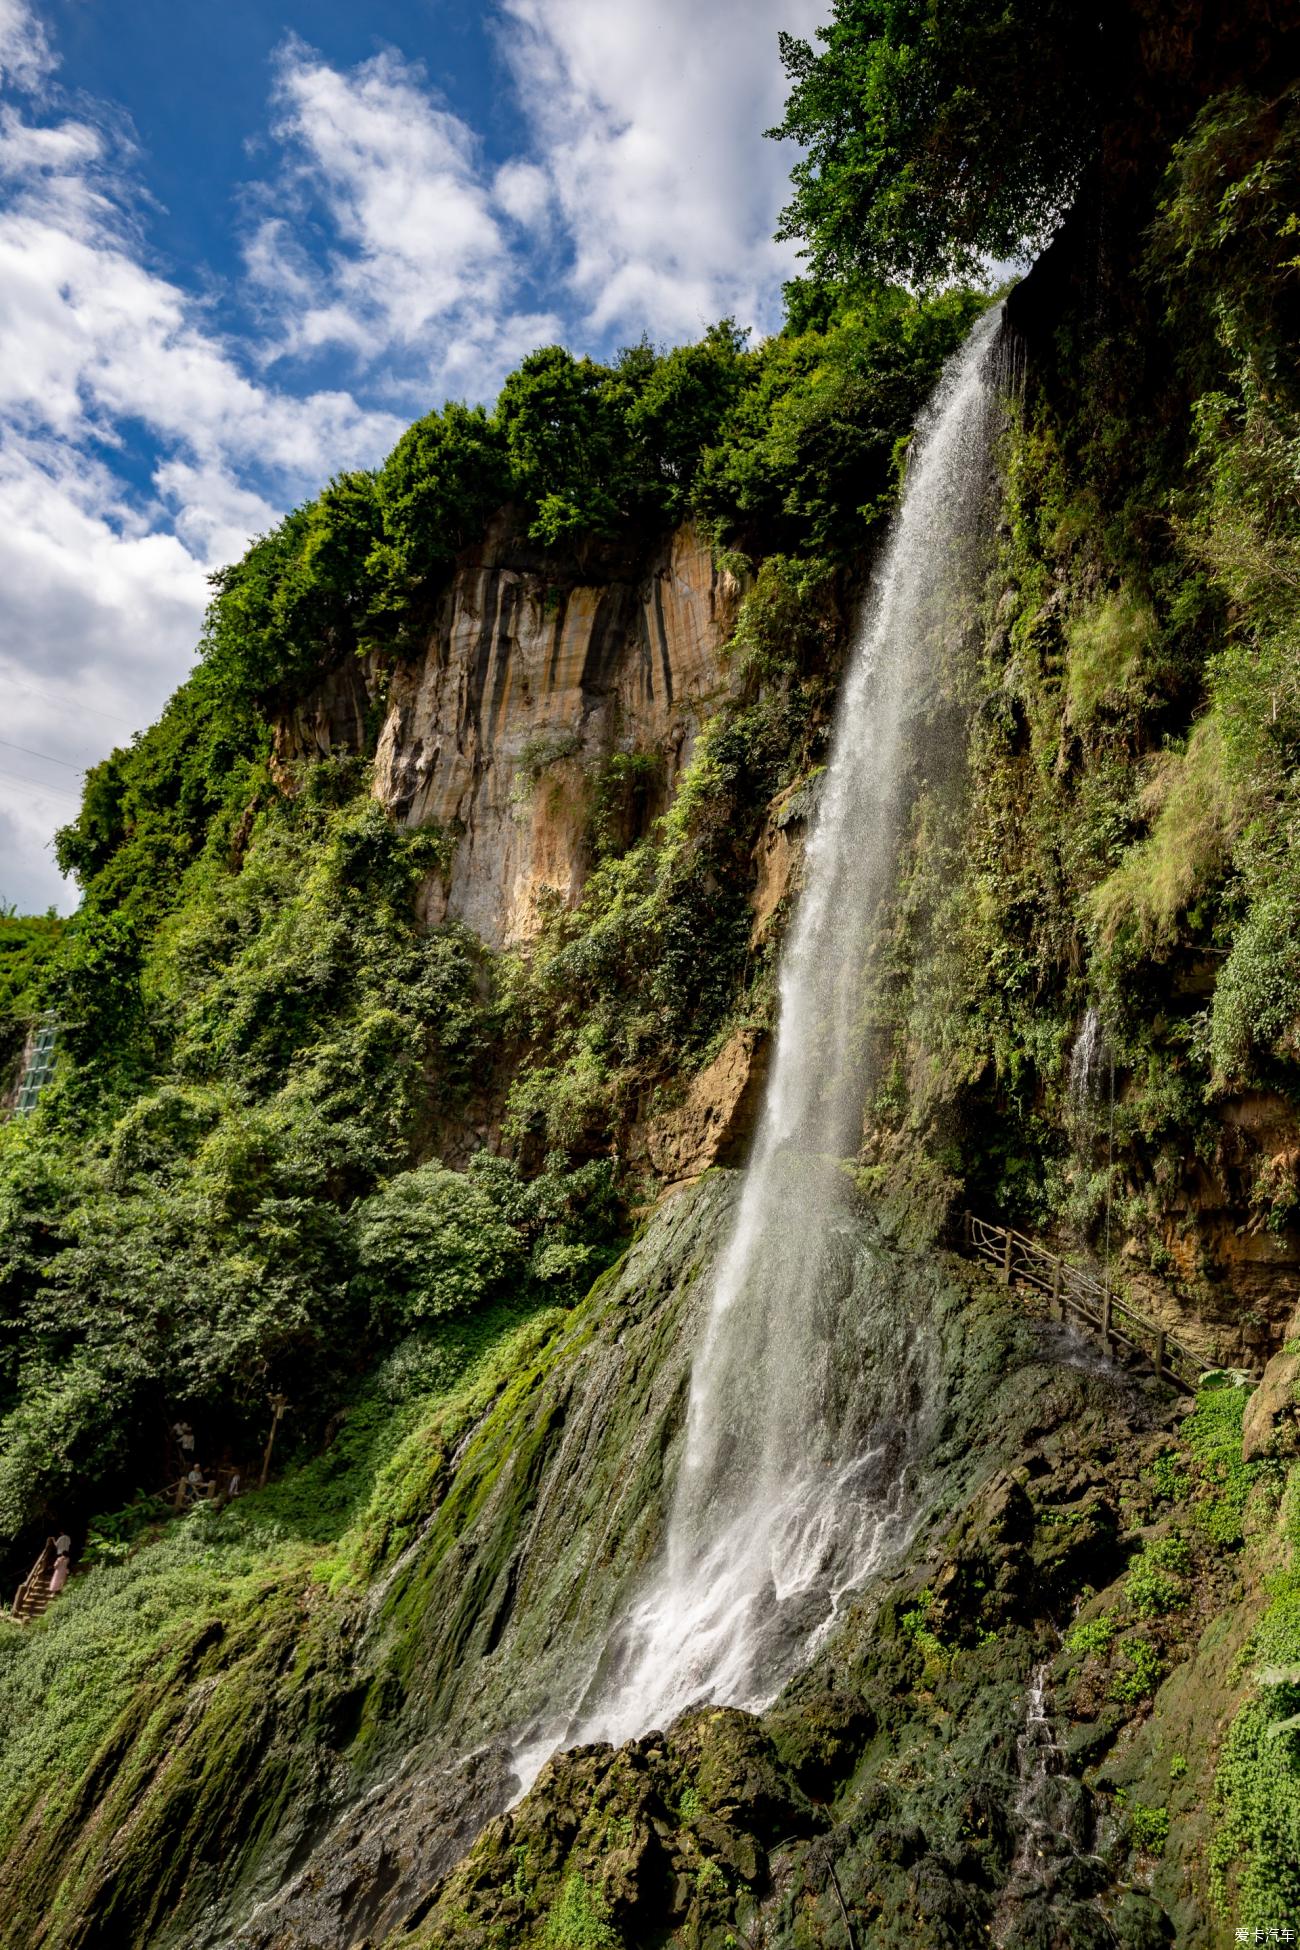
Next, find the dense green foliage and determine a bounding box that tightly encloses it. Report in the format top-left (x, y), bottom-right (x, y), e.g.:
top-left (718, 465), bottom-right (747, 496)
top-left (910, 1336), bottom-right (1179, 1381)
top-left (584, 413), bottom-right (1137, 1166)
top-left (5, 8), bottom-right (1300, 1940)
top-left (771, 0), bottom-right (1103, 283)
top-left (157, 289), bottom-right (978, 717)
top-left (0, 278), bottom-right (979, 1550)
top-left (1212, 1460), bottom-right (1300, 1927)
top-left (846, 81), bottom-right (1300, 1291)
top-left (0, 1290), bottom-right (572, 1941)
top-left (503, 692), bottom-right (813, 1151)
top-left (0, 785), bottom-right (616, 1543)
top-left (0, 911), bottom-right (62, 1079)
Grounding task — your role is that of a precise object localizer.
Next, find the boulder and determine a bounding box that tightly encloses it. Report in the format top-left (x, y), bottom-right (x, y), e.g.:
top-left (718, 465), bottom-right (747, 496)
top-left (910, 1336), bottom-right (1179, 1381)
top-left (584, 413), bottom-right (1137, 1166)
top-left (1241, 1347), bottom-right (1300, 1462)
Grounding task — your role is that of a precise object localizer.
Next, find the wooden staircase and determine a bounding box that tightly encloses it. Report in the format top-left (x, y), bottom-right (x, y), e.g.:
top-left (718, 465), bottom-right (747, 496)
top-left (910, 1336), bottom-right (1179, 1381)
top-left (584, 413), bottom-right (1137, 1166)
top-left (10, 1538), bottom-right (57, 1622)
top-left (959, 1212), bottom-right (1246, 1395)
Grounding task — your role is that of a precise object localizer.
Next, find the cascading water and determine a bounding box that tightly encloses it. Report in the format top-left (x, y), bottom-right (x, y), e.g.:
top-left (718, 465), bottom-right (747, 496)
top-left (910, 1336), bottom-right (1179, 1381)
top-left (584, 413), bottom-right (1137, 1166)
top-left (517, 306), bottom-right (1009, 1783)
top-left (1068, 1007), bottom-right (1106, 1131)
top-left (1067, 1006), bottom-right (1117, 1278)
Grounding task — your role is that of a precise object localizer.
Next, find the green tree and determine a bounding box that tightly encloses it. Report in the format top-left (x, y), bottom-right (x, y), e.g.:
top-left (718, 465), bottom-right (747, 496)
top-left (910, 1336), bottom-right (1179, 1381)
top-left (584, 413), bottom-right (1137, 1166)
top-left (623, 322), bottom-right (750, 519)
top-left (497, 346), bottom-right (629, 552)
top-left (771, 0), bottom-right (1105, 284)
top-left (351, 1160), bottom-right (524, 1326)
top-left (371, 401), bottom-right (510, 602)
top-left (205, 471), bottom-right (382, 704)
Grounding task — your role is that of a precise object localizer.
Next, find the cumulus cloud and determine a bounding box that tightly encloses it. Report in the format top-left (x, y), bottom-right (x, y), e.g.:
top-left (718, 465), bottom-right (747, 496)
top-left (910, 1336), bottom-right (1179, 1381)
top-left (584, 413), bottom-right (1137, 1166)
top-left (0, 0), bottom-right (827, 911)
top-left (0, 51), bottom-right (403, 911)
top-left (252, 43), bottom-right (509, 359)
top-left (492, 158), bottom-right (552, 229)
top-left (0, 432), bottom-right (210, 909)
top-left (244, 39), bottom-right (569, 404)
top-left (495, 0), bottom-right (828, 343)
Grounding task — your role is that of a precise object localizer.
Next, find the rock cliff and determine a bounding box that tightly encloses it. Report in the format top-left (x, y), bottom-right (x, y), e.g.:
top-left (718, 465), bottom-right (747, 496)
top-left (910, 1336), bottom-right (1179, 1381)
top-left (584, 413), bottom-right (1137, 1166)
top-left (275, 521), bottom-right (740, 949)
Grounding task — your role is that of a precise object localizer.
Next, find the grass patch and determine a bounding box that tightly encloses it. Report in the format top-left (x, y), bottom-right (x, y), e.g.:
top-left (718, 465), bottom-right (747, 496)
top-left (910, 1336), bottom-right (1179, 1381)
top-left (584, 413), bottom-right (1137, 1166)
top-left (542, 1871), bottom-right (622, 1949)
top-left (1125, 1532), bottom-right (1192, 1618)
top-left (1183, 1381), bottom-right (1262, 1548)
top-left (0, 1295), bottom-right (567, 1877)
top-left (1065, 1613), bottom-right (1117, 1658)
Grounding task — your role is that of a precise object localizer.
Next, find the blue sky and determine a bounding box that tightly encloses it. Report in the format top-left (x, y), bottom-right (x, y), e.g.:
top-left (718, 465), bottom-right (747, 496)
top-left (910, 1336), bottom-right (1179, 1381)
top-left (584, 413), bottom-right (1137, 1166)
top-left (0, 0), bottom-right (826, 913)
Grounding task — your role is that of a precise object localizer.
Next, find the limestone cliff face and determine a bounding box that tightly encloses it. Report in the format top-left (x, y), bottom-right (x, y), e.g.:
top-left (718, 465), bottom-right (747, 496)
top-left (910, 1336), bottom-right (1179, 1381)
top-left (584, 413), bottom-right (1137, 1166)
top-left (274, 523), bottom-right (740, 949)
top-left (380, 523), bottom-right (738, 946)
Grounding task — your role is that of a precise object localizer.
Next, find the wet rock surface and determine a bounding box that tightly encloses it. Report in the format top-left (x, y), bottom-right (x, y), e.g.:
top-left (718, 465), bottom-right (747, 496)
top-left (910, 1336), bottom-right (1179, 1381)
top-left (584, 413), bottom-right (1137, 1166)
top-left (4, 1179), bottom-right (1268, 1950)
top-left (1241, 1345), bottom-right (1300, 1461)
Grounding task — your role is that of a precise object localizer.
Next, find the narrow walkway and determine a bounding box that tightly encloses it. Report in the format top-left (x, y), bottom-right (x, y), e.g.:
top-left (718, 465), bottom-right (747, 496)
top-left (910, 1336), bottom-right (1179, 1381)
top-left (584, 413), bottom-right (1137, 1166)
top-left (10, 1539), bottom-right (57, 1622)
top-left (960, 1212), bottom-right (1233, 1395)
top-left (13, 1014), bottom-right (58, 1116)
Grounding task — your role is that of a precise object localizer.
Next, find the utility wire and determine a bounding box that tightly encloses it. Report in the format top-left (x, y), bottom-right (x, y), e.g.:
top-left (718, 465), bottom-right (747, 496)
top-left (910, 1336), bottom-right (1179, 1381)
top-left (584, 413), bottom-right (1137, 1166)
top-left (2, 670), bottom-right (138, 732)
top-left (0, 738), bottom-right (86, 772)
top-left (0, 767), bottom-right (82, 804)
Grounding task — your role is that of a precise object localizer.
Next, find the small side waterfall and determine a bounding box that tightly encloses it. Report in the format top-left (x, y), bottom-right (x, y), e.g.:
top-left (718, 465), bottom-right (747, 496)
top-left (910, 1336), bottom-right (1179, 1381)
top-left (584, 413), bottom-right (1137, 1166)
top-left (1066, 1006), bottom-right (1118, 1284)
top-left (517, 306), bottom-right (1009, 1781)
top-left (1068, 1007), bottom-right (1106, 1129)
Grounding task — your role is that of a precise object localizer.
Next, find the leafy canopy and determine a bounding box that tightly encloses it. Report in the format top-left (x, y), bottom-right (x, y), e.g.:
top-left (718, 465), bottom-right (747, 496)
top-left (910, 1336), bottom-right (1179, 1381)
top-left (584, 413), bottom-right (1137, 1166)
top-left (770, 0), bottom-right (1104, 284)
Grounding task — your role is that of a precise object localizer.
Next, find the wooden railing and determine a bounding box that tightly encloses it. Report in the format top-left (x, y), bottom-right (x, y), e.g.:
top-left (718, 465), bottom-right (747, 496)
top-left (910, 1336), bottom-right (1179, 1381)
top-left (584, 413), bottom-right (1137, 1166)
top-left (961, 1212), bottom-right (1208, 1395)
top-left (13, 1014), bottom-right (58, 1116)
top-left (10, 1538), bottom-right (56, 1621)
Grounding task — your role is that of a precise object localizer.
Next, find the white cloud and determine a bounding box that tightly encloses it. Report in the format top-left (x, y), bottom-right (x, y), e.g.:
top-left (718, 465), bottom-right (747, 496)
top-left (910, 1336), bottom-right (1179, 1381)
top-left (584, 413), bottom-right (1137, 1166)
top-left (494, 0), bottom-right (829, 344)
top-left (492, 158), bottom-right (552, 229)
top-left (0, 436), bottom-right (208, 911)
top-left (0, 134), bottom-right (402, 479)
top-left (0, 62), bottom-right (403, 913)
top-left (0, 1), bottom-right (828, 913)
top-left (0, 0), bottom-right (53, 94)
top-left (253, 41), bottom-right (512, 366)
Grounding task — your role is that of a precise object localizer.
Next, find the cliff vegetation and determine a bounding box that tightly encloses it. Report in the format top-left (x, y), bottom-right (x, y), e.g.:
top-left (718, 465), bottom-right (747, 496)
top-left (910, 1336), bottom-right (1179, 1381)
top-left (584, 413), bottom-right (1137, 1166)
top-left (1, 0), bottom-right (1299, 1945)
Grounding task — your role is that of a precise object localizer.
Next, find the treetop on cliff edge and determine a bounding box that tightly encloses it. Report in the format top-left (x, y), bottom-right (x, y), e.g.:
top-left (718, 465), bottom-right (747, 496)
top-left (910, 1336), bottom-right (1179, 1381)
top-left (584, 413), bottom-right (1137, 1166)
top-left (769, 0), bottom-right (1107, 285)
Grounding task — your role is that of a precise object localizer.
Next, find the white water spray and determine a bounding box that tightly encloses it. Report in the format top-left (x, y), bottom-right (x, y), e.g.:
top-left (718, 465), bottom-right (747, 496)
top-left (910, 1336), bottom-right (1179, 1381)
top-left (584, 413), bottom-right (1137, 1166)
top-left (518, 307), bottom-right (1008, 1781)
top-left (1068, 1007), bottom-right (1106, 1127)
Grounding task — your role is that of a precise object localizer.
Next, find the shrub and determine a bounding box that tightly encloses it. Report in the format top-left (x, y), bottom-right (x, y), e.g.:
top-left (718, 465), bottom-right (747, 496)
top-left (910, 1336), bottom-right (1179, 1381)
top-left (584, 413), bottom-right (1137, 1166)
top-left (352, 1162), bottom-right (524, 1326)
top-left (1184, 1382), bottom-right (1261, 1549)
top-left (1088, 715), bottom-right (1236, 954)
top-left (1111, 1637), bottom-right (1163, 1703)
top-left (542, 1872), bottom-right (621, 1949)
top-left (1125, 1532), bottom-right (1192, 1617)
top-left (1065, 1613), bottom-right (1117, 1657)
top-left (1128, 1801), bottom-right (1170, 1853)
top-left (1149, 1450), bottom-right (1191, 1502)
top-left (1064, 587), bottom-right (1157, 725)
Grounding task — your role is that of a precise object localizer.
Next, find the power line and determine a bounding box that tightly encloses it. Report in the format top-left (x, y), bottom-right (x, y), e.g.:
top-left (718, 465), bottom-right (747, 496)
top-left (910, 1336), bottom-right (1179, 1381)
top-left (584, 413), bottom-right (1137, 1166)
top-left (0, 738), bottom-right (86, 772)
top-left (0, 767), bottom-right (82, 805)
top-left (1, 670), bottom-right (139, 733)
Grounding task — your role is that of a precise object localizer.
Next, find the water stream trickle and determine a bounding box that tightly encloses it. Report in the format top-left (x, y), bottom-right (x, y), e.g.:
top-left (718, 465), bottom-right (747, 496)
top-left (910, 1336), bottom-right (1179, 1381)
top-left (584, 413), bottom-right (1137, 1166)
top-left (516, 305), bottom-right (1009, 1785)
top-left (1068, 1007), bottom-right (1106, 1128)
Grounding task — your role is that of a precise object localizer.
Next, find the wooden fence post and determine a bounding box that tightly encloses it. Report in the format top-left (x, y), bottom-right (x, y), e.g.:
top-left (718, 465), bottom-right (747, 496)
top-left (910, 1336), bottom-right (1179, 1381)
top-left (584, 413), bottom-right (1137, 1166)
top-left (963, 1210), bottom-right (973, 1252)
top-left (1050, 1261), bottom-right (1062, 1319)
top-left (1153, 1330), bottom-right (1165, 1382)
top-left (1101, 1288), bottom-right (1112, 1354)
top-left (1001, 1231), bottom-right (1013, 1285)
top-left (260, 1393), bottom-right (289, 1491)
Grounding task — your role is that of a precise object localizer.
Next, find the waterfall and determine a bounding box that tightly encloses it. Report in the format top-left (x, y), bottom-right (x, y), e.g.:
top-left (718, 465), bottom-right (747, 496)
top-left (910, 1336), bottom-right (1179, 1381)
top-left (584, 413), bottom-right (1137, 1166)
top-left (1067, 1006), bottom-right (1117, 1275)
top-left (516, 306), bottom-right (1008, 1782)
top-left (1068, 1007), bottom-right (1106, 1129)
